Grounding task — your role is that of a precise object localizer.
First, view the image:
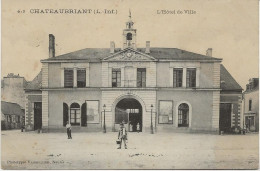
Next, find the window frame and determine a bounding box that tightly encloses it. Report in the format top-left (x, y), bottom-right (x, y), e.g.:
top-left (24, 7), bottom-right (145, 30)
top-left (186, 68), bottom-right (196, 88)
top-left (158, 100), bottom-right (173, 124)
top-left (64, 68), bottom-right (74, 88)
top-left (173, 68), bottom-right (183, 88)
top-left (70, 103), bottom-right (81, 126)
top-left (249, 99), bottom-right (252, 111)
top-left (178, 103), bottom-right (189, 127)
top-left (77, 69), bottom-right (86, 88)
top-left (112, 68), bottom-right (121, 87)
top-left (137, 68), bottom-right (146, 88)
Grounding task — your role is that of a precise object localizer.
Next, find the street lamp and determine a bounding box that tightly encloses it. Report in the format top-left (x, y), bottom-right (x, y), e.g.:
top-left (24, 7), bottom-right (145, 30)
top-left (150, 104), bottom-right (154, 134)
top-left (103, 104), bottom-right (106, 133)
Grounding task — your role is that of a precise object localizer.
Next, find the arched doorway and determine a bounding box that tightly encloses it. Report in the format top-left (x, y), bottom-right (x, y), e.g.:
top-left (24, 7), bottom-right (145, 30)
top-left (115, 98), bottom-right (142, 132)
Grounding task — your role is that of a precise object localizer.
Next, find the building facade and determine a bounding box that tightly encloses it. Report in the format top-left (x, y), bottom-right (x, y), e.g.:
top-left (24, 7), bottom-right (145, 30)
top-left (1, 101), bottom-right (24, 130)
top-left (243, 78), bottom-right (259, 132)
top-left (24, 15), bottom-right (242, 133)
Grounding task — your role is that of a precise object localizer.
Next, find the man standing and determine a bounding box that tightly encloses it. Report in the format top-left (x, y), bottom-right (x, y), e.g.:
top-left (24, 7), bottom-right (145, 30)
top-left (117, 122), bottom-right (127, 149)
top-left (66, 121), bottom-right (72, 139)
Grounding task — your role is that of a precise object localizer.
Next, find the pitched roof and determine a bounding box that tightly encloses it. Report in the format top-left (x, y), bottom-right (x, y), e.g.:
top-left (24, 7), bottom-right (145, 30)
top-left (25, 71), bottom-right (42, 90)
top-left (220, 64), bottom-right (242, 91)
top-left (41, 47), bottom-right (222, 62)
top-left (1, 101), bottom-right (24, 116)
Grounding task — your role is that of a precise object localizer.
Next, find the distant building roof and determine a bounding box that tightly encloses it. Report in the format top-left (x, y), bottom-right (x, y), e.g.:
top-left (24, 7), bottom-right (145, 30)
top-left (244, 78), bottom-right (259, 93)
top-left (25, 71), bottom-right (42, 91)
top-left (1, 101), bottom-right (24, 116)
top-left (41, 48), bottom-right (222, 62)
top-left (5, 73), bottom-right (23, 78)
top-left (220, 64), bottom-right (243, 91)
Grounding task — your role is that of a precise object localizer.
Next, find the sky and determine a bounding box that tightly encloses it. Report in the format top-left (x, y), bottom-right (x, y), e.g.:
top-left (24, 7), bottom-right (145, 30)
top-left (2, 0), bottom-right (259, 89)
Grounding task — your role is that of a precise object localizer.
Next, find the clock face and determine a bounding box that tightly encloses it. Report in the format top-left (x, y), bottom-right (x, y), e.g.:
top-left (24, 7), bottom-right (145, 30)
top-left (126, 52), bottom-right (132, 57)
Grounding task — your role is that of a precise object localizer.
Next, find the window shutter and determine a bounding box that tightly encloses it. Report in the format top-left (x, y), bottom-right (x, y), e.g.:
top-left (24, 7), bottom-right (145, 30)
top-left (77, 69), bottom-right (86, 87)
top-left (81, 103), bottom-right (87, 126)
top-left (64, 69), bottom-right (73, 88)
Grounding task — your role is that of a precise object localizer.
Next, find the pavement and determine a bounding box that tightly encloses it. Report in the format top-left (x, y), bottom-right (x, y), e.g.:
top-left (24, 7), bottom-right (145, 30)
top-left (1, 130), bottom-right (259, 169)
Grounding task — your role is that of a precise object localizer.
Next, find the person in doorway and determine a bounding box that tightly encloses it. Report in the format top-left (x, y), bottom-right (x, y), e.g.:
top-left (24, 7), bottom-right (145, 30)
top-left (66, 121), bottom-right (72, 139)
top-left (136, 122), bottom-right (140, 133)
top-left (117, 122), bottom-right (127, 149)
top-left (130, 123), bottom-right (133, 132)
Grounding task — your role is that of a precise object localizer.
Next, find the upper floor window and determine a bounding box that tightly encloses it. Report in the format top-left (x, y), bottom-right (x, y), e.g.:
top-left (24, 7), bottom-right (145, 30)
top-left (173, 68), bottom-right (183, 87)
top-left (249, 99), bottom-right (252, 111)
top-left (112, 68), bottom-right (121, 87)
top-left (64, 69), bottom-right (73, 88)
top-left (77, 69), bottom-right (86, 87)
top-left (186, 68), bottom-right (196, 88)
top-left (137, 68), bottom-right (146, 88)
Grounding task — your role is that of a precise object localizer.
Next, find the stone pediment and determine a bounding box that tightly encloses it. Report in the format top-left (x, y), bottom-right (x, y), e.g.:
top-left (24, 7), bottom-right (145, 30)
top-left (103, 48), bottom-right (157, 61)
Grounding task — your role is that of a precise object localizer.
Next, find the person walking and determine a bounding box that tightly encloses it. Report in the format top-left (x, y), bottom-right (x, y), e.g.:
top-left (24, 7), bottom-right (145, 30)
top-left (66, 121), bottom-right (72, 139)
top-left (117, 122), bottom-right (127, 149)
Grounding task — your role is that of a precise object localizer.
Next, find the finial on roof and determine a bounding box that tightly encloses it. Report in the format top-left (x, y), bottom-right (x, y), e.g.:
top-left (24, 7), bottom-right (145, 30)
top-left (129, 9), bottom-right (131, 19)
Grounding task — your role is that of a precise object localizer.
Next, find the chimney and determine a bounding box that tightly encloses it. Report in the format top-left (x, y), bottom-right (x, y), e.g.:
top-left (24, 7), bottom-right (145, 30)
top-left (145, 41), bottom-right (150, 54)
top-left (206, 48), bottom-right (212, 57)
top-left (49, 34), bottom-right (55, 58)
top-left (110, 41), bottom-right (115, 53)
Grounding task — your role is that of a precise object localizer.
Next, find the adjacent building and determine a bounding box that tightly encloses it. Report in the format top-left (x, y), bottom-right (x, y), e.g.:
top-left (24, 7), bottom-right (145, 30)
top-left (1, 101), bottom-right (24, 130)
top-left (243, 78), bottom-right (259, 132)
top-left (24, 14), bottom-right (243, 133)
top-left (1, 73), bottom-right (27, 109)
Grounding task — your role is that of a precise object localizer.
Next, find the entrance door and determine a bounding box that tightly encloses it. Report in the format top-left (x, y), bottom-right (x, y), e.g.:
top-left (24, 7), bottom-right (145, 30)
top-left (115, 98), bottom-right (142, 132)
top-left (219, 103), bottom-right (232, 132)
top-left (245, 116), bottom-right (255, 131)
top-left (34, 102), bottom-right (42, 130)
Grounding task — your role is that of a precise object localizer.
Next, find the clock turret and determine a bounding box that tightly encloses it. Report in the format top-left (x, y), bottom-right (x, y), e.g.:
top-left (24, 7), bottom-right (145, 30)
top-left (123, 10), bottom-right (137, 50)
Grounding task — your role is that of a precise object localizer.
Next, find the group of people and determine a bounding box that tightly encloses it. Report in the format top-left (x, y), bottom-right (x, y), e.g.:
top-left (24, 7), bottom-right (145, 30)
top-left (65, 121), bottom-right (140, 149)
top-left (129, 122), bottom-right (141, 133)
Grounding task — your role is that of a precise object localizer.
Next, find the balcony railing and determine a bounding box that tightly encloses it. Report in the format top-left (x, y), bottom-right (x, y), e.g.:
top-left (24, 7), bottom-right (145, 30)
top-left (112, 80), bottom-right (146, 88)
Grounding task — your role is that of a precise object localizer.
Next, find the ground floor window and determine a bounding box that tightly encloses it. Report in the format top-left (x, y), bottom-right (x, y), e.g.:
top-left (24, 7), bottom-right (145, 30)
top-left (178, 103), bottom-right (189, 127)
top-left (70, 103), bottom-right (80, 125)
top-left (158, 101), bottom-right (173, 124)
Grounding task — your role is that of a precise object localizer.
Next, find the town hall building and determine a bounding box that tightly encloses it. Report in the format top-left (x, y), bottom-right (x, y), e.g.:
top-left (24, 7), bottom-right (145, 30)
top-left (24, 14), bottom-right (242, 133)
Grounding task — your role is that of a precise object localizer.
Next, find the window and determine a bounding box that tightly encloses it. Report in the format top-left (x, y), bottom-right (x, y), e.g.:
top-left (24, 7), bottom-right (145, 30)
top-left (86, 101), bottom-right (99, 123)
top-left (64, 69), bottom-right (73, 88)
top-left (173, 68), bottom-right (183, 87)
top-left (127, 33), bottom-right (132, 40)
top-left (178, 103), bottom-right (189, 127)
top-left (12, 116), bottom-right (16, 123)
top-left (112, 68), bottom-right (121, 87)
top-left (137, 68), bottom-right (146, 87)
top-left (159, 101), bottom-right (173, 124)
top-left (186, 68), bottom-right (196, 88)
top-left (16, 116), bottom-right (20, 123)
top-left (249, 100), bottom-right (252, 111)
top-left (70, 103), bottom-right (80, 125)
top-left (77, 69), bottom-right (86, 87)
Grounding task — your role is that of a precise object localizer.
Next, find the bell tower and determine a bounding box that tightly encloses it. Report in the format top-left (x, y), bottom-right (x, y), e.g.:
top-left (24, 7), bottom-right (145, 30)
top-left (123, 10), bottom-right (137, 49)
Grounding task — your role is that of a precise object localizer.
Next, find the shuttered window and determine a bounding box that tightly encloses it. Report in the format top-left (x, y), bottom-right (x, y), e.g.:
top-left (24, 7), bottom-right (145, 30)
top-left (186, 68), bottom-right (196, 88)
top-left (77, 69), bottom-right (86, 87)
top-left (64, 69), bottom-right (73, 88)
top-left (137, 68), bottom-right (146, 87)
top-left (173, 68), bottom-right (183, 87)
